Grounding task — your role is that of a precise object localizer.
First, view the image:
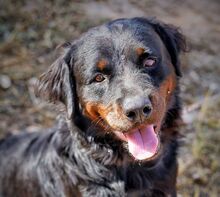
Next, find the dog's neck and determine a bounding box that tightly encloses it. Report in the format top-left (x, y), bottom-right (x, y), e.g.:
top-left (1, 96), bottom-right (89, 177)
top-left (56, 116), bottom-right (179, 194)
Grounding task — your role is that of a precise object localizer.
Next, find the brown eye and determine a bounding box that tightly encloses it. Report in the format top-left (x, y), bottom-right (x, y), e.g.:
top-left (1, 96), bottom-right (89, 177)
top-left (94, 74), bottom-right (105, 82)
top-left (143, 57), bottom-right (156, 67)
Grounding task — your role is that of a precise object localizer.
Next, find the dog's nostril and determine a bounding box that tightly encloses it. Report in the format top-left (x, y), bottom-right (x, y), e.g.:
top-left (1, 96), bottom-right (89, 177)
top-left (143, 105), bottom-right (152, 116)
top-left (126, 111), bottom-right (136, 120)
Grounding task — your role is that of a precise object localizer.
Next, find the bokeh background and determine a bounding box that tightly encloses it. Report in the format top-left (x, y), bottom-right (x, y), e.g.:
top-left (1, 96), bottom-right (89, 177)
top-left (0, 0), bottom-right (219, 196)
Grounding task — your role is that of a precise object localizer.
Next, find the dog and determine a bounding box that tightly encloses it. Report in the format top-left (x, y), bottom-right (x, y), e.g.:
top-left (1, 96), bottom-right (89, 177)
top-left (0, 17), bottom-right (187, 197)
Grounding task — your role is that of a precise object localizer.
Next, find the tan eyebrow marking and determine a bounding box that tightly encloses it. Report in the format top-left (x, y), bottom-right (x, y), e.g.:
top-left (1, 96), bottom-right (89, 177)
top-left (136, 47), bottom-right (145, 56)
top-left (97, 59), bottom-right (108, 70)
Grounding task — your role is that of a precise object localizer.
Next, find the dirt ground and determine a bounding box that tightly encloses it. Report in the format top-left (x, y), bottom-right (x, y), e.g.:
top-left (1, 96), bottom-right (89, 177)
top-left (0, 0), bottom-right (219, 196)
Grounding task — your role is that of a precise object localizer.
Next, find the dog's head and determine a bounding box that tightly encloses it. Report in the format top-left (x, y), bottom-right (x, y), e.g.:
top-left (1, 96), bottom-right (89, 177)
top-left (36, 18), bottom-right (187, 161)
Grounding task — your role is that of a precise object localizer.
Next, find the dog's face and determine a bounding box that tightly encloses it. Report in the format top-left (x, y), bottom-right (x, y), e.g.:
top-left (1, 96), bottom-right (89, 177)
top-left (37, 18), bottom-right (186, 161)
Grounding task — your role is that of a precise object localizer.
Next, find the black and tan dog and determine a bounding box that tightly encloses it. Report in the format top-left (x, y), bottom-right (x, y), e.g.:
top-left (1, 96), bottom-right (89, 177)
top-left (0, 17), bottom-right (187, 197)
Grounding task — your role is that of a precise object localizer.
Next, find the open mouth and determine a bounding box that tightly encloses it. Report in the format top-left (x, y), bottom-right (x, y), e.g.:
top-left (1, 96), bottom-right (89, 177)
top-left (114, 125), bottom-right (159, 160)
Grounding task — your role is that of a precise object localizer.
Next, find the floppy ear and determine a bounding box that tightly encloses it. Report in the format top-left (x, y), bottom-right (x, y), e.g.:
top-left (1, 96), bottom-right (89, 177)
top-left (36, 44), bottom-right (75, 120)
top-left (149, 19), bottom-right (187, 77)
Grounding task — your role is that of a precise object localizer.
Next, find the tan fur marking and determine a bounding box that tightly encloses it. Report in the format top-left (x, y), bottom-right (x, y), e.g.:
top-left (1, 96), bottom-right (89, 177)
top-left (136, 47), bottom-right (145, 56)
top-left (159, 73), bottom-right (176, 104)
top-left (97, 59), bottom-right (108, 71)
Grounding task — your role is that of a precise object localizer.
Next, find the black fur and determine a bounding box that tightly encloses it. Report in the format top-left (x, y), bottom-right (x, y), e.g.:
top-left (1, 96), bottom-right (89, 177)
top-left (0, 17), bottom-right (187, 197)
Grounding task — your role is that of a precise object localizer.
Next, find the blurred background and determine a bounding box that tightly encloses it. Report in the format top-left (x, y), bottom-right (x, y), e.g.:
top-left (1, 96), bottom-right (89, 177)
top-left (0, 0), bottom-right (219, 196)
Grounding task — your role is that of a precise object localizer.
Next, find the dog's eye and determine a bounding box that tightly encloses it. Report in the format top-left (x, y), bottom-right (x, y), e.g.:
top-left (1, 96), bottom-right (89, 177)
top-left (143, 57), bottom-right (157, 67)
top-left (94, 74), bottom-right (105, 82)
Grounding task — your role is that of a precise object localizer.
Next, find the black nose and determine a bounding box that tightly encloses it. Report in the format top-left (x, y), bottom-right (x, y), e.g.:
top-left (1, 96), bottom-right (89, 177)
top-left (123, 96), bottom-right (152, 122)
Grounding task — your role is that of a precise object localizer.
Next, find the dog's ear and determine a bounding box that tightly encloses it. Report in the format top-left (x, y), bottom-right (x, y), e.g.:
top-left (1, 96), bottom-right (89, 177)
top-left (36, 43), bottom-right (75, 120)
top-left (149, 19), bottom-right (187, 77)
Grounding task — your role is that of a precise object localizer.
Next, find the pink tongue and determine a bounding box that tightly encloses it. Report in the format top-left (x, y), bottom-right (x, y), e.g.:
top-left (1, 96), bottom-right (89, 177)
top-left (125, 125), bottom-right (158, 160)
